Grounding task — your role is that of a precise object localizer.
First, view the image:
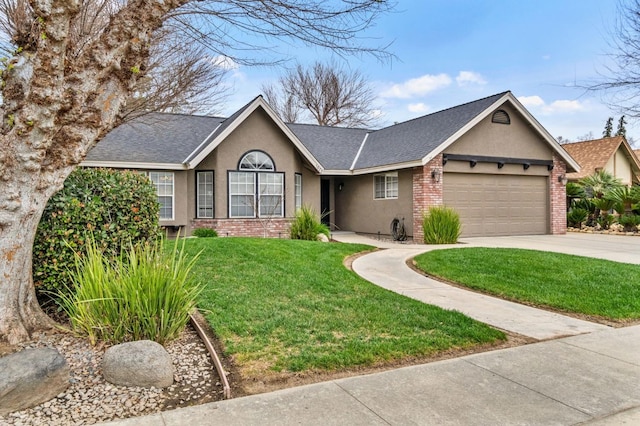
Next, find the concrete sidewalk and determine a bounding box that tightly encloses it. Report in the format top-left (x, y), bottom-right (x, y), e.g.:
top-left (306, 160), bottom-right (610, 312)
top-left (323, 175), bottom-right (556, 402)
top-left (101, 233), bottom-right (640, 425)
top-left (103, 325), bottom-right (640, 425)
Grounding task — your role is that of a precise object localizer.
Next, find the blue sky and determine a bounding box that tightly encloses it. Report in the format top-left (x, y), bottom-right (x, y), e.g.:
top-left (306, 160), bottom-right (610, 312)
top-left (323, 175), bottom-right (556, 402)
top-left (217, 1), bottom-right (634, 143)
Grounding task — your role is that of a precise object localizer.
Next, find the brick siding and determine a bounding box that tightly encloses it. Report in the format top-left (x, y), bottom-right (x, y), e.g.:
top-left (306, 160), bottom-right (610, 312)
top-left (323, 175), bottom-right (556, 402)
top-left (412, 154), bottom-right (444, 242)
top-left (191, 218), bottom-right (292, 238)
top-left (549, 153), bottom-right (568, 235)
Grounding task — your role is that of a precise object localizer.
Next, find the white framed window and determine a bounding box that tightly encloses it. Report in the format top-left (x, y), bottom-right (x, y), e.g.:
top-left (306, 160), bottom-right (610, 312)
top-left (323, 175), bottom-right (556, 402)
top-left (374, 172), bottom-right (398, 199)
top-left (294, 173), bottom-right (302, 211)
top-left (229, 171), bottom-right (256, 218)
top-left (229, 151), bottom-right (284, 218)
top-left (197, 171), bottom-right (214, 218)
top-left (149, 171), bottom-right (174, 220)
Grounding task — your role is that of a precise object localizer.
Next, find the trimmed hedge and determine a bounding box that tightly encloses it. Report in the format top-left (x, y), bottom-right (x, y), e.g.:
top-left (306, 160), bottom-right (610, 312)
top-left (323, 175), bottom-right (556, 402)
top-left (33, 168), bottom-right (161, 302)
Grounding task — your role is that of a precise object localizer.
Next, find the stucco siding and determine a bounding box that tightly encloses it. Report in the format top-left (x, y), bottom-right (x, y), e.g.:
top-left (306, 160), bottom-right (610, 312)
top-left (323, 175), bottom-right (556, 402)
top-left (615, 148), bottom-right (633, 185)
top-left (335, 169), bottom-right (413, 236)
top-left (447, 103), bottom-right (553, 160)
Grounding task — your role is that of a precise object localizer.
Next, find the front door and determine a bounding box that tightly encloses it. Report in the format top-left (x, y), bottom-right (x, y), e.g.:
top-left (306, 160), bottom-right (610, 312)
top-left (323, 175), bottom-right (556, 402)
top-left (321, 179), bottom-right (330, 226)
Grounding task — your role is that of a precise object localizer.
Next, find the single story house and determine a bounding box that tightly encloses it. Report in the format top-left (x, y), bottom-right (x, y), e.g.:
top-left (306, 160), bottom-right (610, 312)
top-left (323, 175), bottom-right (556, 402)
top-left (83, 91), bottom-right (579, 239)
top-left (562, 136), bottom-right (640, 186)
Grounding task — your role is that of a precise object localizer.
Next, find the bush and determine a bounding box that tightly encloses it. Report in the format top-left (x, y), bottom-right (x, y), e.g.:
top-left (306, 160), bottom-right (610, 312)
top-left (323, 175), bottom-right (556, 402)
top-left (422, 206), bottom-right (461, 244)
top-left (33, 168), bottom-right (161, 303)
top-left (192, 228), bottom-right (218, 238)
top-left (289, 205), bottom-right (330, 240)
top-left (567, 208), bottom-right (589, 228)
top-left (59, 236), bottom-right (202, 345)
top-left (618, 214), bottom-right (640, 232)
top-left (596, 214), bottom-right (616, 230)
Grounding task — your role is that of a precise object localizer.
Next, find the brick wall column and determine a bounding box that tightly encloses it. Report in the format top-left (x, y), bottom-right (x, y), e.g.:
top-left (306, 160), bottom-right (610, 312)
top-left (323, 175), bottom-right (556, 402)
top-left (549, 153), bottom-right (567, 235)
top-left (412, 154), bottom-right (444, 242)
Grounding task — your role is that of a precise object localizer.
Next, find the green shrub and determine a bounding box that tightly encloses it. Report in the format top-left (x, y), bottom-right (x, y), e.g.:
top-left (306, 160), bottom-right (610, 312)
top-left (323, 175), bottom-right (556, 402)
top-left (192, 228), bottom-right (218, 238)
top-left (289, 205), bottom-right (330, 240)
top-left (596, 214), bottom-right (616, 230)
top-left (618, 214), bottom-right (640, 232)
top-left (567, 208), bottom-right (589, 228)
top-left (59, 236), bottom-right (202, 345)
top-left (33, 168), bottom-right (160, 303)
top-left (422, 206), bottom-right (461, 244)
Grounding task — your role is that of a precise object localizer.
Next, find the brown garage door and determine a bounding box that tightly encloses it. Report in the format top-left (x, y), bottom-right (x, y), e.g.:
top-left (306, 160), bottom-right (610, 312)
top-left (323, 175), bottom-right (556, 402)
top-left (443, 173), bottom-right (548, 237)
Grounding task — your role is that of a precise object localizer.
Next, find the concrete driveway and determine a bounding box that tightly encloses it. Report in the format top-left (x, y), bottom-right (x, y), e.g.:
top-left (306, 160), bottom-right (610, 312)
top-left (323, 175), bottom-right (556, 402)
top-left (460, 232), bottom-right (640, 265)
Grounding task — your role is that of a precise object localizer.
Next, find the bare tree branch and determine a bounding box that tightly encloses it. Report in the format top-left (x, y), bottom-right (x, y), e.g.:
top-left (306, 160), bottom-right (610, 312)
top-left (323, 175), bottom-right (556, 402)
top-left (263, 60), bottom-right (379, 127)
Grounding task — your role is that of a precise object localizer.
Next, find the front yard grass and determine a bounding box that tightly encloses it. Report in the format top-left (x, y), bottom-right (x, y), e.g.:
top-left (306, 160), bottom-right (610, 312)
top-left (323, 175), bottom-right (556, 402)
top-left (414, 248), bottom-right (640, 321)
top-left (184, 238), bottom-right (505, 380)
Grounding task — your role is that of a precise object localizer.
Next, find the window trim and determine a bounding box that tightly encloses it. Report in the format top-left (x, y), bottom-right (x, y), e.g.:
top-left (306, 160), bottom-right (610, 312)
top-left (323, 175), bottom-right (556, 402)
top-left (149, 171), bottom-right (175, 221)
top-left (237, 149), bottom-right (277, 171)
top-left (373, 172), bottom-right (399, 200)
top-left (196, 170), bottom-right (215, 219)
top-left (295, 173), bottom-right (302, 211)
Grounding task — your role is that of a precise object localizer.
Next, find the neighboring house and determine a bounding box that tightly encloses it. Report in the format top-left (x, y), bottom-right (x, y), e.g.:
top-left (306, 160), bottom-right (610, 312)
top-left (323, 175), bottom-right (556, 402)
top-left (83, 91), bottom-right (579, 239)
top-left (562, 137), bottom-right (640, 186)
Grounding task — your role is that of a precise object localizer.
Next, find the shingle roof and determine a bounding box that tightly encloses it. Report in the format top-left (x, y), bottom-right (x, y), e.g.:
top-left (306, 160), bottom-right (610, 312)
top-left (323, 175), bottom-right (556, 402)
top-left (86, 113), bottom-right (225, 164)
top-left (353, 92), bottom-right (508, 169)
top-left (287, 123), bottom-right (370, 170)
top-left (562, 137), bottom-right (625, 180)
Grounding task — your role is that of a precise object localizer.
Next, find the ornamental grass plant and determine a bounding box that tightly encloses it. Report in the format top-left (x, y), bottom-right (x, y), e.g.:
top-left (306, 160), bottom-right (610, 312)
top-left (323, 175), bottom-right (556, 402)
top-left (289, 204), bottom-right (330, 240)
top-left (60, 236), bottom-right (202, 345)
top-left (422, 206), bottom-right (462, 244)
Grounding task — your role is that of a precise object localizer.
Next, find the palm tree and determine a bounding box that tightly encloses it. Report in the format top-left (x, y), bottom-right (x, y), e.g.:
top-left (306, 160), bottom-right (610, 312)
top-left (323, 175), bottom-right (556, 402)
top-left (606, 186), bottom-right (640, 215)
top-left (579, 170), bottom-right (624, 199)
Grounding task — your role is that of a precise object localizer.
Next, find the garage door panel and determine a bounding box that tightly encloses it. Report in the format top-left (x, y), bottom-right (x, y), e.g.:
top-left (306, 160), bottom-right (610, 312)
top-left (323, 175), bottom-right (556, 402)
top-left (443, 173), bottom-right (548, 237)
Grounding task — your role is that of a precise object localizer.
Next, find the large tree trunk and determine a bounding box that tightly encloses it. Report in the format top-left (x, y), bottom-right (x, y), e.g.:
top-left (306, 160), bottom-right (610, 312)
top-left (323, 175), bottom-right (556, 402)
top-left (0, 0), bottom-right (187, 345)
top-left (0, 177), bottom-right (64, 344)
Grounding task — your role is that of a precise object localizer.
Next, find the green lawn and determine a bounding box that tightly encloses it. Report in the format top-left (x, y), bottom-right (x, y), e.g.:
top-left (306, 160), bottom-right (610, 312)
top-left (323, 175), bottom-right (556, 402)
top-left (414, 248), bottom-right (640, 321)
top-left (184, 238), bottom-right (505, 378)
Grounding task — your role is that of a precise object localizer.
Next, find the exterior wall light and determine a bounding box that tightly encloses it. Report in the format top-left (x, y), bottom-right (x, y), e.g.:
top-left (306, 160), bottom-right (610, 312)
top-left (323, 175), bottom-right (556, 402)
top-left (558, 174), bottom-right (568, 185)
top-left (338, 182), bottom-right (344, 191)
top-left (431, 168), bottom-right (441, 182)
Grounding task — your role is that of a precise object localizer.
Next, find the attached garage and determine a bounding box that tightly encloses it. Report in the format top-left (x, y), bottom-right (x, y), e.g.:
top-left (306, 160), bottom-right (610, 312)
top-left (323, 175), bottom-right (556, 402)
top-left (443, 172), bottom-right (548, 237)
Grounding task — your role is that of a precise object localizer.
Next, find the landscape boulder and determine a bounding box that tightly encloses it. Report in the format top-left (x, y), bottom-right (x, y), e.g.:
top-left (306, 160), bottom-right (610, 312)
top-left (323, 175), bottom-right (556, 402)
top-left (317, 233), bottom-right (330, 242)
top-left (102, 340), bottom-right (174, 388)
top-left (0, 348), bottom-right (69, 415)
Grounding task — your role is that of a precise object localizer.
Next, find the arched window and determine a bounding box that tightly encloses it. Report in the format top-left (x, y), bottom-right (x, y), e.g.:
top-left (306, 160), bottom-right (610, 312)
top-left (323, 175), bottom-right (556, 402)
top-left (238, 151), bottom-right (275, 171)
top-left (491, 109), bottom-right (511, 125)
top-left (229, 151), bottom-right (284, 218)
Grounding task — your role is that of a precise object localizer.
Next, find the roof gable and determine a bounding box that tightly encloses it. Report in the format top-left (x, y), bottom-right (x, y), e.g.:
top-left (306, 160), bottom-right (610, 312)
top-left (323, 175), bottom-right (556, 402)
top-left (347, 91), bottom-right (579, 173)
top-left (184, 96), bottom-right (324, 172)
top-left (562, 136), bottom-right (640, 180)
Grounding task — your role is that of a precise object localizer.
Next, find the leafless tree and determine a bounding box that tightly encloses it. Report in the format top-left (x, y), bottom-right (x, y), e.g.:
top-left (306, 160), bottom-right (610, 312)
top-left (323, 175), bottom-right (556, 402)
top-left (0, 0), bottom-right (229, 117)
top-left (589, 0), bottom-right (640, 118)
top-left (262, 61), bottom-right (379, 127)
top-left (0, 0), bottom-right (394, 344)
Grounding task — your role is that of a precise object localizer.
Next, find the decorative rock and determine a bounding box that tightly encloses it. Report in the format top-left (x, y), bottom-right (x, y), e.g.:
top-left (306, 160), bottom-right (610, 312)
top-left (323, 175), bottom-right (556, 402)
top-left (102, 340), bottom-right (174, 388)
top-left (317, 233), bottom-right (330, 242)
top-left (0, 348), bottom-right (70, 415)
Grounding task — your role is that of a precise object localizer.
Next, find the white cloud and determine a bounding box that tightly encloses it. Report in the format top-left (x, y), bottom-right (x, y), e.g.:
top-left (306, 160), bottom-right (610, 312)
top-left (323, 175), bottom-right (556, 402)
top-left (456, 71), bottom-right (486, 87)
top-left (211, 55), bottom-right (239, 70)
top-left (407, 103), bottom-right (430, 113)
top-left (518, 95), bottom-right (587, 115)
top-left (547, 99), bottom-right (584, 113)
top-left (380, 73), bottom-right (452, 99)
top-left (518, 95), bottom-right (545, 107)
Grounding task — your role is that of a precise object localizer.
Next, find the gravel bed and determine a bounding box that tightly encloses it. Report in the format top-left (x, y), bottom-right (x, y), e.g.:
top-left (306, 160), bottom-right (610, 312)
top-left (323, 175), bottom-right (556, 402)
top-left (0, 326), bottom-right (224, 425)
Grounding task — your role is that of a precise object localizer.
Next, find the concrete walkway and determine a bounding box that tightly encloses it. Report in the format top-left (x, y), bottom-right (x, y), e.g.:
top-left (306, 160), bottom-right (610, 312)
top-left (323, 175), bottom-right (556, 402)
top-left (101, 233), bottom-right (640, 426)
top-left (334, 232), bottom-right (615, 340)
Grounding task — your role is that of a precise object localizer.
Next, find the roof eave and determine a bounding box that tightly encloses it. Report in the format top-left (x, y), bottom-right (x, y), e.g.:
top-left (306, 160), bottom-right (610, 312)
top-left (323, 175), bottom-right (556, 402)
top-left (81, 161), bottom-right (188, 170)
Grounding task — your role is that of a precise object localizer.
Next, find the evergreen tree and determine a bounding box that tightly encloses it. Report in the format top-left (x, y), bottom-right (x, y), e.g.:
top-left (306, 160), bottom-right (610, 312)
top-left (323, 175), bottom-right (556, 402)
top-left (603, 117), bottom-right (614, 137)
top-left (616, 116), bottom-right (627, 138)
